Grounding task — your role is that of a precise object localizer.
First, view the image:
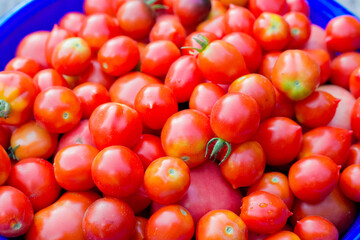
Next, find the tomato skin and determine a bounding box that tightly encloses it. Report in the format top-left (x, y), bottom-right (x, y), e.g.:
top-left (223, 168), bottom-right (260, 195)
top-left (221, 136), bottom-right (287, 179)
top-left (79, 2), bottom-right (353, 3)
top-left (259, 51), bottom-right (281, 80)
top-left (165, 55), bottom-right (205, 103)
top-left (5, 57), bottom-right (41, 77)
top-left (0, 186), bottom-right (33, 238)
top-left (118, 183), bottom-right (152, 214)
top-left (351, 97), bottom-right (360, 140)
top-left (349, 66), bottom-right (360, 98)
top-left (98, 36), bottom-right (140, 76)
top-left (182, 31), bottom-right (218, 56)
top-left (287, 0), bottom-right (309, 16)
top-left (224, 5), bottom-right (255, 36)
top-left (161, 109), bottom-right (213, 168)
top-left (33, 86), bottom-right (82, 134)
top-left (240, 191), bottom-right (292, 235)
top-left (304, 49), bottom-right (331, 85)
top-left (271, 88), bottom-right (295, 118)
top-left (211, 92), bottom-right (260, 144)
top-left (272, 50), bottom-right (320, 101)
top-left (91, 145), bottom-right (144, 198)
top-left (6, 158), bottom-right (61, 212)
top-left (248, 172), bottom-right (294, 210)
top-left (33, 68), bottom-right (69, 93)
top-left (265, 231), bottom-right (300, 240)
top-left (197, 14), bottom-right (227, 39)
top-left (0, 145), bottom-right (11, 185)
top-left (294, 216), bottom-right (339, 240)
top-left (283, 12), bottom-right (311, 49)
top-left (221, 141), bottom-right (266, 188)
top-left (146, 205), bottom-right (195, 240)
top-left (82, 198), bottom-right (136, 240)
top-left (89, 102), bottom-right (143, 149)
top-left (249, 0), bottom-right (288, 17)
top-left (173, 0), bottom-right (211, 27)
top-left (298, 126), bottom-right (352, 166)
top-left (25, 191), bottom-right (100, 240)
top-left (59, 12), bottom-right (86, 35)
top-left (131, 217), bottom-right (147, 240)
top-left (10, 121), bottom-right (58, 160)
top-left (0, 71), bottom-right (36, 126)
top-left (45, 25), bottom-right (74, 66)
top-left (344, 143), bottom-right (360, 168)
top-left (144, 156), bottom-right (190, 204)
top-left (73, 82), bottom-right (111, 119)
top-left (78, 59), bottom-right (115, 90)
top-left (132, 134), bottom-right (166, 169)
top-left (330, 52), bottom-right (360, 89)
top-left (196, 209), bottom-right (248, 240)
top-left (220, 0), bottom-right (248, 7)
top-left (339, 164), bottom-right (360, 202)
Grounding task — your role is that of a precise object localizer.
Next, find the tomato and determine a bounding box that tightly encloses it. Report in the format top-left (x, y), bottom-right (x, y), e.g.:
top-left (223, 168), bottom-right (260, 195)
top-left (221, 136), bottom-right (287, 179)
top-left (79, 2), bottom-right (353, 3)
top-left (249, 0), bottom-right (288, 17)
top-left (6, 158), bottom-right (61, 212)
top-left (161, 109), bottom-right (213, 168)
top-left (350, 66), bottom-right (360, 98)
top-left (82, 198), bottom-right (135, 240)
top-left (271, 88), bottom-right (295, 118)
top-left (89, 102), bottom-right (142, 149)
top-left (344, 143), bottom-right (360, 168)
top-left (331, 52), bottom-right (360, 89)
top-left (259, 51), bottom-right (281, 80)
top-left (272, 50), bottom-right (320, 101)
top-left (45, 25), bottom-right (74, 66)
top-left (0, 71), bottom-right (36, 126)
top-left (304, 49), bottom-right (331, 85)
top-left (150, 15), bottom-right (186, 48)
top-left (229, 74), bottom-right (275, 120)
top-left (135, 83), bottom-right (178, 130)
top-left (173, 0), bottom-right (211, 27)
top-left (26, 191), bottom-right (100, 240)
top-left (58, 12), bottom-right (86, 35)
top-left (5, 57), bottom-right (41, 77)
top-left (224, 5), bottom-right (255, 36)
top-left (98, 36), bottom-right (139, 76)
top-left (78, 59), bottom-right (115, 89)
top-left (339, 164), bottom-right (360, 202)
top-left (196, 209), bottom-right (248, 240)
top-left (79, 13), bottom-right (121, 51)
top-left (131, 217), bottom-right (147, 240)
top-left (33, 68), bottom-right (68, 93)
top-left (294, 216), bottom-right (339, 240)
top-left (132, 134), bottom-right (166, 169)
top-left (33, 86), bottom-right (82, 133)
top-left (283, 12), bottom-right (311, 49)
top-left (144, 156), bottom-right (190, 204)
top-left (10, 121), bottom-right (58, 160)
top-left (294, 90), bottom-right (339, 128)
top-left (165, 55), bottom-right (205, 103)
top-left (189, 82), bottom-right (225, 116)
top-left (0, 186), bottom-right (33, 238)
top-left (265, 231), bottom-right (300, 240)
top-left (298, 126), bottom-right (352, 166)
top-left (197, 14), bottom-right (227, 39)
top-left (220, 0), bottom-right (248, 7)
top-left (208, 0), bottom-right (227, 19)
top-left (92, 145), bottom-right (144, 197)
top-left (291, 186), bottom-right (357, 234)
top-left (146, 205), bottom-right (194, 240)
top-left (0, 145), bottom-right (11, 185)
top-left (73, 82), bottom-right (111, 119)
top-left (351, 97), bottom-right (360, 140)
top-left (182, 31), bottom-right (218, 55)
top-left (303, 24), bottom-right (329, 52)
top-left (287, 0), bottom-right (309, 16)
top-left (83, 0), bottom-right (117, 16)
top-left (326, 15), bottom-right (360, 53)
top-left (16, 31), bottom-right (50, 68)
top-left (253, 13), bottom-right (290, 52)
top-left (119, 183), bottom-right (152, 214)
top-left (240, 191), bottom-right (292, 235)
top-left (248, 172), bottom-right (294, 210)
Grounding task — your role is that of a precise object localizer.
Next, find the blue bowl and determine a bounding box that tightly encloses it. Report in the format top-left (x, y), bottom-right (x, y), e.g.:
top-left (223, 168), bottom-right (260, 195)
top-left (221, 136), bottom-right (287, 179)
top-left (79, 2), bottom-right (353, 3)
top-left (0, 0), bottom-right (359, 239)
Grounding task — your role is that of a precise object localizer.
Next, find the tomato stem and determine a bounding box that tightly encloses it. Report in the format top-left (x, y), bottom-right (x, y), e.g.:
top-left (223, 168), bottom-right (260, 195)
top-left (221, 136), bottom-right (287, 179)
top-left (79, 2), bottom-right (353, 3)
top-left (205, 137), bottom-right (232, 165)
top-left (7, 145), bottom-right (19, 161)
top-left (0, 100), bottom-right (11, 119)
top-left (181, 34), bottom-right (210, 54)
top-left (145, 0), bottom-right (168, 10)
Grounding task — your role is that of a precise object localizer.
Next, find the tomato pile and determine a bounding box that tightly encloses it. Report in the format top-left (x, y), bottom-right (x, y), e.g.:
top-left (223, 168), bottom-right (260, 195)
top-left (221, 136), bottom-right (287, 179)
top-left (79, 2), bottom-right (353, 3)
top-left (1, 0), bottom-right (360, 239)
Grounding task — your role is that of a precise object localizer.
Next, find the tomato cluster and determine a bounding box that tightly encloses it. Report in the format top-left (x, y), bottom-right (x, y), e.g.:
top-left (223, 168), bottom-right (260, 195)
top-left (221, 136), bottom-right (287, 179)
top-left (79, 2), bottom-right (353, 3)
top-left (1, 0), bottom-right (360, 239)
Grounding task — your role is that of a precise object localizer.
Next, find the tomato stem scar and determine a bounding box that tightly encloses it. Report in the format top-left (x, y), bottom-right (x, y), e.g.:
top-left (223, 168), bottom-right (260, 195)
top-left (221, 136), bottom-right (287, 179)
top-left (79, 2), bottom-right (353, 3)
top-left (0, 99), bottom-right (11, 118)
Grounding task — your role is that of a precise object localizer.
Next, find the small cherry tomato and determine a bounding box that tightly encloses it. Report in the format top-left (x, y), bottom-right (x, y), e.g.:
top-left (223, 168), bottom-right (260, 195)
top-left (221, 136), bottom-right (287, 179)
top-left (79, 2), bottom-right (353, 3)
top-left (118, 183), bottom-right (152, 214)
top-left (45, 25), bottom-right (74, 66)
top-left (224, 5), bottom-right (255, 36)
top-left (78, 59), bottom-right (116, 90)
top-left (294, 216), bottom-right (339, 240)
top-left (339, 164), bottom-right (360, 202)
top-left (58, 12), bottom-right (86, 35)
top-left (283, 12), bottom-right (311, 49)
top-left (249, 0), bottom-right (288, 17)
top-left (0, 145), bottom-right (11, 185)
top-left (0, 125), bottom-right (11, 149)
top-left (287, 0), bottom-right (309, 16)
top-left (271, 88), bottom-right (295, 118)
top-left (83, 0), bottom-right (116, 16)
top-left (197, 14), bottom-right (227, 39)
top-left (182, 31), bottom-right (218, 55)
top-left (132, 134), bottom-right (166, 169)
top-left (33, 68), bottom-right (69, 93)
top-left (173, 0), bottom-right (211, 27)
top-left (5, 56), bottom-right (41, 77)
top-left (304, 49), bottom-right (331, 85)
top-left (351, 97), bottom-right (360, 140)
top-left (265, 231), bottom-right (300, 240)
top-left (344, 143), bottom-right (360, 168)
top-left (259, 51), bottom-right (281, 80)
top-left (330, 52), bottom-right (360, 89)
top-left (349, 66), bottom-right (360, 98)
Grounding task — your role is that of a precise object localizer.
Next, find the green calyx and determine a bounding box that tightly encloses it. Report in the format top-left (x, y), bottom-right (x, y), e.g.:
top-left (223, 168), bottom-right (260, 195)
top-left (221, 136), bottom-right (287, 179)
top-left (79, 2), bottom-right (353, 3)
top-left (0, 100), bottom-right (11, 119)
top-left (181, 34), bottom-right (210, 55)
top-left (7, 145), bottom-right (19, 161)
top-left (205, 137), bottom-right (232, 165)
top-left (146, 0), bottom-right (168, 10)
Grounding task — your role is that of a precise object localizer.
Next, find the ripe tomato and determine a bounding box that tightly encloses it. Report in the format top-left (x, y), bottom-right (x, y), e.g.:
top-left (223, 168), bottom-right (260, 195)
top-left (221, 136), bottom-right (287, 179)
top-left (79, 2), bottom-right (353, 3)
top-left (240, 191), bottom-right (292, 235)
top-left (33, 68), bottom-right (68, 93)
top-left (131, 217), bottom-right (147, 240)
top-left (294, 216), bottom-right (339, 240)
top-left (91, 145), bottom-right (144, 197)
top-left (118, 183), bottom-right (152, 214)
top-left (349, 66), bottom-right (360, 98)
top-left (197, 14), bottom-right (227, 39)
top-left (58, 12), bottom-right (86, 35)
top-left (45, 25), bottom-right (74, 66)
top-left (304, 49), bottom-right (331, 85)
top-left (265, 231), bottom-right (300, 240)
top-left (132, 134), bottom-right (166, 169)
top-left (89, 102), bottom-right (142, 149)
top-left (249, 0), bottom-right (288, 17)
top-left (6, 158), bottom-right (61, 212)
top-left (146, 205), bottom-right (194, 240)
top-left (182, 31), bottom-right (218, 55)
top-left (330, 52), bottom-right (360, 89)
top-left (144, 156), bottom-right (190, 204)
top-left (287, 0), bottom-right (309, 16)
top-left (83, 0), bottom-right (117, 16)
top-left (224, 5), bottom-right (255, 36)
top-left (339, 164), bottom-right (360, 202)
top-left (283, 12), bottom-right (311, 49)
top-left (259, 51), bottom-right (281, 80)
top-left (82, 198), bottom-right (136, 240)
top-left (0, 186), bottom-right (33, 238)
top-left (78, 59), bottom-right (116, 90)
top-left (344, 143), bottom-right (360, 168)
top-left (5, 57), bottom-right (41, 77)
top-left (351, 97), bottom-right (360, 140)
top-left (173, 0), bottom-right (211, 27)
top-left (271, 88), bottom-right (295, 118)
top-left (33, 86), bottom-right (82, 134)
top-left (196, 209), bottom-right (248, 240)
top-left (208, 0), bottom-right (227, 19)
top-left (0, 145), bottom-right (11, 185)
top-left (303, 24), bottom-right (329, 51)
top-left (0, 71), bottom-right (36, 126)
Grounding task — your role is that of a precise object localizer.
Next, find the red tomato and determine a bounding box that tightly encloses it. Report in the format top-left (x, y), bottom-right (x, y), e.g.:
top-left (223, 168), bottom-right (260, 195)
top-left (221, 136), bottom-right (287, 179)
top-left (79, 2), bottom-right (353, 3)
top-left (303, 24), bottom-right (329, 51)
top-left (58, 12), bottom-right (86, 35)
top-left (220, 0), bottom-right (248, 7)
top-left (33, 86), bottom-right (82, 133)
top-left (298, 126), bottom-right (352, 166)
top-left (10, 121), bottom-right (58, 160)
top-left (271, 88), bottom-right (295, 118)
top-left (45, 25), bottom-right (74, 66)
top-left (304, 49), bottom-right (331, 85)
top-left (351, 97), bottom-right (360, 140)
top-left (182, 31), bottom-right (218, 55)
top-left (78, 59), bottom-right (116, 89)
top-left (25, 191), bottom-right (100, 240)
top-left (73, 82), bottom-right (111, 119)
top-left (240, 191), bottom-right (292, 235)
top-left (259, 51), bottom-right (281, 80)
top-left (91, 145), bottom-right (144, 197)
top-left (326, 15), bottom-right (360, 53)
top-left (272, 50), bottom-right (320, 101)
top-left (0, 125), bottom-right (11, 149)
top-left (132, 134), bottom-right (166, 169)
top-left (265, 231), bottom-right (300, 240)
top-left (0, 145), bottom-right (11, 185)
top-left (229, 74), bottom-right (275, 120)
top-left (287, 0), bottom-right (309, 16)
top-left (150, 15), bottom-right (186, 48)
top-left (0, 186), bottom-right (33, 238)
top-left (33, 68), bottom-right (68, 93)
top-left (146, 205), bottom-right (194, 240)
top-left (248, 172), bottom-right (294, 210)
top-left (253, 13), bottom-right (290, 52)
top-left (197, 14), bottom-right (227, 39)
top-left (330, 52), bottom-right (360, 89)
top-left (224, 5), bottom-right (255, 36)
top-left (131, 217), bottom-right (147, 240)
top-left (82, 198), bottom-right (136, 240)
top-left (97, 36), bottom-right (140, 76)
top-left (6, 158), bottom-right (61, 212)
top-left (349, 66), bottom-right (360, 98)
top-left (196, 209), bottom-right (248, 240)
top-left (294, 216), bottom-right (339, 240)
top-left (119, 183), bottom-right (152, 214)
top-left (253, 117), bottom-right (302, 166)
top-left (173, 0), bottom-right (211, 27)
top-left (208, 0), bottom-right (227, 19)
top-left (89, 102), bottom-right (142, 149)
top-left (83, 0), bottom-right (117, 16)
top-left (339, 164), bottom-right (360, 202)
top-left (249, 0), bottom-right (288, 17)
top-left (283, 12), bottom-right (311, 49)
top-left (161, 109), bottom-right (213, 168)
top-left (344, 143), bottom-right (360, 168)
top-left (5, 56), bottom-right (41, 77)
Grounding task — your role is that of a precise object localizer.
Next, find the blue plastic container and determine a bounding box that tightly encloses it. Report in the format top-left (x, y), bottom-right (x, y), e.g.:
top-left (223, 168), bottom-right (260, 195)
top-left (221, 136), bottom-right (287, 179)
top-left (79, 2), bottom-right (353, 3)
top-left (0, 0), bottom-right (359, 239)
